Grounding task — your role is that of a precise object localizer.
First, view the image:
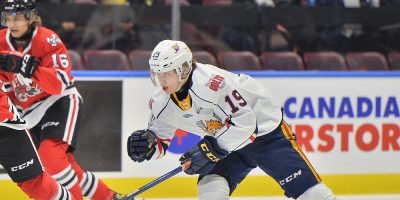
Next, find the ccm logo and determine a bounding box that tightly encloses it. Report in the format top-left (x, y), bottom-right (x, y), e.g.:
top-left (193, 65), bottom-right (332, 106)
top-left (11, 159), bottom-right (34, 172)
top-left (200, 143), bottom-right (221, 162)
top-left (279, 169), bottom-right (302, 185)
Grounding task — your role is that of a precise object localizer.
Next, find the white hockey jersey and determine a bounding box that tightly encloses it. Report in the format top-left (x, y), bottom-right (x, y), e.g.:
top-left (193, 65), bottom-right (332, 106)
top-left (148, 63), bottom-right (282, 159)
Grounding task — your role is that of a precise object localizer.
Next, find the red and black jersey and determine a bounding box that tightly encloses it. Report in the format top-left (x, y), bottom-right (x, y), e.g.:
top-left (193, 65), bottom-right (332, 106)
top-left (0, 81), bottom-right (26, 130)
top-left (0, 26), bottom-right (80, 128)
top-left (0, 26), bottom-right (75, 110)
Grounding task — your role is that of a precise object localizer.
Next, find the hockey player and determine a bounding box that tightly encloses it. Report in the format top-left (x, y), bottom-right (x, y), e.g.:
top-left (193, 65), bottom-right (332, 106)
top-left (127, 40), bottom-right (337, 200)
top-left (0, 0), bottom-right (122, 199)
top-left (0, 80), bottom-right (74, 200)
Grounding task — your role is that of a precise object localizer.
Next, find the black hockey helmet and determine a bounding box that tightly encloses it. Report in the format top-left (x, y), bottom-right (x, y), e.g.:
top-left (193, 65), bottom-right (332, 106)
top-left (1, 0), bottom-right (38, 26)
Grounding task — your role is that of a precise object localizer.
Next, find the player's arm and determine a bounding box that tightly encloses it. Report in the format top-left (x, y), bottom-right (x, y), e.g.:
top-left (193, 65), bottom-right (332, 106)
top-left (0, 36), bottom-right (73, 95)
top-left (30, 41), bottom-right (73, 95)
top-left (212, 77), bottom-right (258, 152)
top-left (0, 51), bottom-right (39, 79)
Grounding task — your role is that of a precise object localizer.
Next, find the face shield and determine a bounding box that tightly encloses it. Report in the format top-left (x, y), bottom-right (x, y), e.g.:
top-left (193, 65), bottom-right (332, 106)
top-left (150, 61), bottom-right (191, 91)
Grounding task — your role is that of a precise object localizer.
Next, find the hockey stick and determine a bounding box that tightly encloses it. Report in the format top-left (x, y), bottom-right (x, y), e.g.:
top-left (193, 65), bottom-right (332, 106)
top-left (121, 165), bottom-right (184, 200)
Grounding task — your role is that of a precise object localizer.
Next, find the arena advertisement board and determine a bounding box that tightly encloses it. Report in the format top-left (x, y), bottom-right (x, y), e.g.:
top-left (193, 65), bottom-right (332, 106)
top-left (1, 72), bottom-right (399, 183)
top-left (121, 72), bottom-right (400, 178)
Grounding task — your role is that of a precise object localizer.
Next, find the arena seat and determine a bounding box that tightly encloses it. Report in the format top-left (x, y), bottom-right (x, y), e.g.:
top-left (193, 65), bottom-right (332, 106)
top-left (193, 51), bottom-right (217, 66)
top-left (260, 51), bottom-right (304, 70)
top-left (68, 50), bottom-right (85, 70)
top-left (83, 50), bottom-right (131, 70)
top-left (303, 51), bottom-right (347, 70)
top-left (217, 51), bottom-right (262, 70)
top-left (181, 23), bottom-right (213, 50)
top-left (345, 52), bottom-right (389, 70)
top-left (128, 50), bottom-right (152, 70)
top-left (387, 52), bottom-right (400, 70)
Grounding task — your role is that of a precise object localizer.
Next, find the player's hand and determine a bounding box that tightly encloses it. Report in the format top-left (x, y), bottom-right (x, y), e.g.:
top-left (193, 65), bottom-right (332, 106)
top-left (127, 129), bottom-right (157, 163)
top-left (179, 136), bottom-right (228, 175)
top-left (0, 51), bottom-right (39, 78)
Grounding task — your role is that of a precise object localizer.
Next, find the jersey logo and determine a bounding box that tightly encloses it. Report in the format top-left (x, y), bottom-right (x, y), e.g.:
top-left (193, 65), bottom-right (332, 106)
top-left (182, 113), bottom-right (193, 118)
top-left (12, 74), bottom-right (42, 102)
top-left (207, 74), bottom-right (225, 92)
top-left (41, 121), bottom-right (60, 130)
top-left (152, 52), bottom-right (161, 60)
top-left (46, 34), bottom-right (61, 47)
top-left (197, 119), bottom-right (224, 136)
top-left (196, 107), bottom-right (203, 114)
top-left (196, 112), bottom-right (225, 136)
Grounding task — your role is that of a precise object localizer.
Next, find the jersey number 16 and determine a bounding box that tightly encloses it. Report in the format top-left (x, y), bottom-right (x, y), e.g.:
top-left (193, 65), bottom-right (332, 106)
top-left (51, 53), bottom-right (69, 68)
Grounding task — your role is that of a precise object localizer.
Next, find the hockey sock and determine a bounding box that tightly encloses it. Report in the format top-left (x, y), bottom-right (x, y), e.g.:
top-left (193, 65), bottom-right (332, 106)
top-left (297, 182), bottom-right (337, 200)
top-left (198, 174), bottom-right (230, 200)
top-left (38, 139), bottom-right (83, 200)
top-left (18, 172), bottom-right (73, 200)
top-left (67, 152), bottom-right (115, 200)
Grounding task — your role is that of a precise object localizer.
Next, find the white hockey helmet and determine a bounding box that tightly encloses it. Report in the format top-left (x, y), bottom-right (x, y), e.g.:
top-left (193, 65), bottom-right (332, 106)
top-left (149, 40), bottom-right (193, 90)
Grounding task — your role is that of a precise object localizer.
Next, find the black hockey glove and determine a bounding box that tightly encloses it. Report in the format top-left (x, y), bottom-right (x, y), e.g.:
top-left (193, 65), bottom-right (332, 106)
top-left (179, 136), bottom-right (228, 175)
top-left (0, 51), bottom-right (39, 78)
top-left (127, 129), bottom-right (157, 163)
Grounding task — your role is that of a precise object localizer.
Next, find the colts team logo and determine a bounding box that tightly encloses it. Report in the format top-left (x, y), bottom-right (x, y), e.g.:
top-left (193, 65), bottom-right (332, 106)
top-left (171, 43), bottom-right (180, 53)
top-left (46, 34), bottom-right (61, 47)
top-left (196, 112), bottom-right (225, 136)
top-left (12, 75), bottom-right (42, 102)
top-left (197, 119), bottom-right (224, 136)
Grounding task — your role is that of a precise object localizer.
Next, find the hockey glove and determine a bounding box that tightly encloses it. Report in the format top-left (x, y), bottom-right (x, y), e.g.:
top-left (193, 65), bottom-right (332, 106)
top-left (179, 136), bottom-right (228, 175)
top-left (127, 129), bottom-right (157, 163)
top-left (0, 51), bottom-right (39, 78)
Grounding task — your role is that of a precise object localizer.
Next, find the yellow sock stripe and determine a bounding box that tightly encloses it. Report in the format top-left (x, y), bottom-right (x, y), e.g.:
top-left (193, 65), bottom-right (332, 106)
top-left (281, 121), bottom-right (321, 182)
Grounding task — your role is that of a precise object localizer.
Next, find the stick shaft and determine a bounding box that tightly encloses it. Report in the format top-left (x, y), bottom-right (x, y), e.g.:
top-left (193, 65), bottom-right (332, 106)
top-left (122, 166), bottom-right (183, 200)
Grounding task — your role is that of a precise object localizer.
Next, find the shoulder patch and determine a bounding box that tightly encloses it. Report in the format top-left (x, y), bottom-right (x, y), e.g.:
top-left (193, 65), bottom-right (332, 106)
top-left (46, 34), bottom-right (61, 47)
top-left (207, 74), bottom-right (225, 92)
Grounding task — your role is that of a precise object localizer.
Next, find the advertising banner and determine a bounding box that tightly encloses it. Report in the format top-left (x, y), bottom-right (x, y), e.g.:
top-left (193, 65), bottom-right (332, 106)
top-left (121, 73), bottom-right (400, 177)
top-left (1, 72), bottom-right (399, 181)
